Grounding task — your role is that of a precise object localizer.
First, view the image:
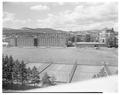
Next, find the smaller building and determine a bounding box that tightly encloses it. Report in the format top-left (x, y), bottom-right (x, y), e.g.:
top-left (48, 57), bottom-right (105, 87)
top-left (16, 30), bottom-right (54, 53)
top-left (99, 28), bottom-right (115, 43)
top-left (75, 42), bottom-right (105, 48)
top-left (3, 42), bottom-right (9, 47)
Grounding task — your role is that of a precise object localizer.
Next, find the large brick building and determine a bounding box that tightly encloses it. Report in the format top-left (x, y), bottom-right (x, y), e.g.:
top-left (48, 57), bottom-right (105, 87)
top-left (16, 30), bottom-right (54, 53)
top-left (3, 28), bottom-right (69, 47)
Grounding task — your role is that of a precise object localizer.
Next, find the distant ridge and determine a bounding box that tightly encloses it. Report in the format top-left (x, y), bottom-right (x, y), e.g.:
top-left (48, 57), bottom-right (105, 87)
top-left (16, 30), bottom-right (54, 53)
top-left (3, 27), bottom-right (68, 34)
top-left (3, 27), bottom-right (117, 35)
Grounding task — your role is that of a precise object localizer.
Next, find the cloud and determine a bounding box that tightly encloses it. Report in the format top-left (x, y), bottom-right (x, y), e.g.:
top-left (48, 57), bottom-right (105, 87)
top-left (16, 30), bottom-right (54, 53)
top-left (3, 2), bottom-right (118, 31)
top-left (3, 12), bottom-right (27, 28)
top-left (30, 5), bottom-right (49, 11)
top-left (57, 2), bottom-right (65, 6)
top-left (64, 2), bottom-right (118, 24)
top-left (36, 2), bottom-right (118, 31)
top-left (3, 12), bottom-right (15, 22)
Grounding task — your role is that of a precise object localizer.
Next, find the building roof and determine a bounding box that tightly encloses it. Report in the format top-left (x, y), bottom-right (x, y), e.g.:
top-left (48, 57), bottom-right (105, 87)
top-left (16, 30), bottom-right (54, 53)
top-left (76, 42), bottom-right (105, 45)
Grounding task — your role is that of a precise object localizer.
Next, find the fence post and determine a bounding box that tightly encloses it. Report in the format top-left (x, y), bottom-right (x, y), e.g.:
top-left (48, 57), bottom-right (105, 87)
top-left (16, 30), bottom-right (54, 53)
top-left (103, 62), bottom-right (111, 76)
top-left (68, 61), bottom-right (77, 83)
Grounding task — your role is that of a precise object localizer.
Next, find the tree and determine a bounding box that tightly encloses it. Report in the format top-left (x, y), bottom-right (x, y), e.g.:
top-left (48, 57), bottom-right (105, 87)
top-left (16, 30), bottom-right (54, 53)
top-left (13, 59), bottom-right (20, 84)
top-left (2, 55), bottom-right (8, 83)
top-left (41, 72), bottom-right (56, 87)
top-left (31, 66), bottom-right (40, 86)
top-left (92, 75), bottom-right (97, 78)
top-left (2, 55), bottom-right (40, 90)
top-left (66, 41), bottom-right (73, 47)
top-left (49, 76), bottom-right (56, 85)
top-left (85, 34), bottom-right (91, 42)
top-left (113, 37), bottom-right (118, 48)
top-left (3, 55), bottom-right (9, 82)
top-left (26, 67), bottom-right (32, 84)
top-left (7, 55), bottom-right (15, 84)
top-left (106, 36), bottom-right (116, 48)
top-left (71, 36), bottom-right (75, 42)
top-left (41, 72), bottom-right (51, 87)
top-left (19, 60), bottom-right (27, 85)
top-left (76, 36), bottom-right (82, 42)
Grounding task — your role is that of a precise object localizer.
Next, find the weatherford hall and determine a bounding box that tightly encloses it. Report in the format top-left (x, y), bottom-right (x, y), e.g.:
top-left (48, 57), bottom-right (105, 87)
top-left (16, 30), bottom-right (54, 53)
top-left (3, 28), bottom-right (70, 47)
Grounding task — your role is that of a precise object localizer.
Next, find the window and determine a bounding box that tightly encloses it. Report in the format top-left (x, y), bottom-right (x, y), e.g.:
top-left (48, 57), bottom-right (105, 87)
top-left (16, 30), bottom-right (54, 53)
top-left (102, 39), bottom-right (104, 43)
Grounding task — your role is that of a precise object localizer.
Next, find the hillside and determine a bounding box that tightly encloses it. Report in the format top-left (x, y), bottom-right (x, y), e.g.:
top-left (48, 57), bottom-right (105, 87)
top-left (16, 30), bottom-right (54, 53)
top-left (3, 27), bottom-right (68, 35)
top-left (3, 27), bottom-right (117, 36)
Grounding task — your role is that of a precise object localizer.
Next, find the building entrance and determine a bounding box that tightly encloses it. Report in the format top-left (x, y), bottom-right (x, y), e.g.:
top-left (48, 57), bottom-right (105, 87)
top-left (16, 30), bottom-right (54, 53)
top-left (34, 38), bottom-right (38, 47)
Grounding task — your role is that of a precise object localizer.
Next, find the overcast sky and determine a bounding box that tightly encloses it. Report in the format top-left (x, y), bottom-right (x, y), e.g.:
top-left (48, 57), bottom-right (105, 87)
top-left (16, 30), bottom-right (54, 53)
top-left (3, 2), bottom-right (118, 31)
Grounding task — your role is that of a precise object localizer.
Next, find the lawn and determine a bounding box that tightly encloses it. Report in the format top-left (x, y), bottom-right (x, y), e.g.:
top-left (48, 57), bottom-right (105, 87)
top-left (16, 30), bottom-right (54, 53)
top-left (3, 47), bottom-right (118, 66)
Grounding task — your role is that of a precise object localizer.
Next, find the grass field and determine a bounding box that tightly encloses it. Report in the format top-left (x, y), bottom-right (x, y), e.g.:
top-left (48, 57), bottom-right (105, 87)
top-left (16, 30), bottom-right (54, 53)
top-left (3, 47), bottom-right (118, 66)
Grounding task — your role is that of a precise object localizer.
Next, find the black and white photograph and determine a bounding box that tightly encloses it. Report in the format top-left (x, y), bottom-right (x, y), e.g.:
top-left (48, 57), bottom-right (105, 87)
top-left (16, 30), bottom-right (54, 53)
top-left (2, 0), bottom-right (118, 93)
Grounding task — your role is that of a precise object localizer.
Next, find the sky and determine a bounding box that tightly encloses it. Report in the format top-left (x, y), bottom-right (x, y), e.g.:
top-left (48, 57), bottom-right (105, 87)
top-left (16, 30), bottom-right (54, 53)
top-left (3, 2), bottom-right (118, 31)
